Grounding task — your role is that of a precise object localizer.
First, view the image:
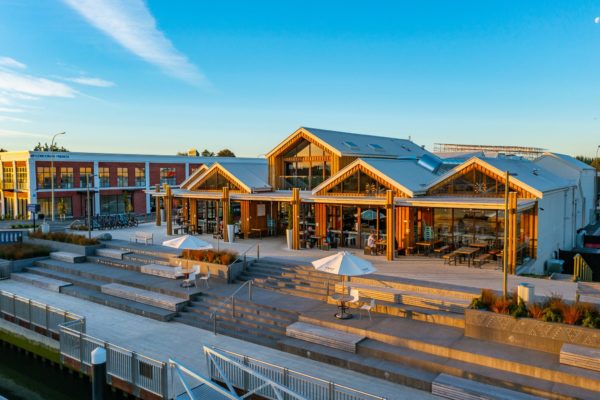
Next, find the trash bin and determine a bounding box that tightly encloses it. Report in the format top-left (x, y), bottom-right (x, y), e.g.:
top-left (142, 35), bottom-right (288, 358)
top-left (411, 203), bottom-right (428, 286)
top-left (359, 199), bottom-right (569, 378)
top-left (286, 229), bottom-right (293, 249)
top-left (518, 283), bottom-right (535, 304)
top-left (546, 259), bottom-right (564, 274)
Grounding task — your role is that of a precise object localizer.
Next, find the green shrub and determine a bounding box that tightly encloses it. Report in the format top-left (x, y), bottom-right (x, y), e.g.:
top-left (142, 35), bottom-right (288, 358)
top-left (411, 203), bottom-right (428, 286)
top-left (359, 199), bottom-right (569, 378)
top-left (510, 298), bottom-right (529, 319)
top-left (582, 311), bottom-right (600, 329)
top-left (28, 231), bottom-right (99, 246)
top-left (542, 307), bottom-right (563, 323)
top-left (0, 243), bottom-right (50, 260)
top-left (469, 288), bottom-right (498, 310)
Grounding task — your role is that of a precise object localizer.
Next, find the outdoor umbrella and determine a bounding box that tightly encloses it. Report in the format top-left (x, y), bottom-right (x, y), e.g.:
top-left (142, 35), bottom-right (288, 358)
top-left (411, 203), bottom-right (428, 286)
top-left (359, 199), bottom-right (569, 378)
top-left (311, 251), bottom-right (377, 296)
top-left (162, 235), bottom-right (213, 258)
top-left (360, 209), bottom-right (385, 221)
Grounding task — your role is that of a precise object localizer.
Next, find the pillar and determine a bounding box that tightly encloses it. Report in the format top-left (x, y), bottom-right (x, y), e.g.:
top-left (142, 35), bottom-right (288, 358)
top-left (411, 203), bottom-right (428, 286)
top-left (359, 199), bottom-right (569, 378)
top-left (386, 190), bottom-right (395, 261)
top-left (292, 188), bottom-right (300, 250)
top-left (190, 199), bottom-right (197, 231)
top-left (315, 203), bottom-right (327, 237)
top-left (508, 192), bottom-right (518, 274)
top-left (241, 200), bottom-right (250, 237)
top-left (164, 184), bottom-right (172, 236)
top-left (155, 184), bottom-right (161, 226)
top-left (222, 187), bottom-right (230, 242)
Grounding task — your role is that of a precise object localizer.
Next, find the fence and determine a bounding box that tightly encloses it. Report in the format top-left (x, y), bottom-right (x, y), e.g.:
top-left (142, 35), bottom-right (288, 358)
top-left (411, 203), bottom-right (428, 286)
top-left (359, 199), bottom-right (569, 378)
top-left (60, 324), bottom-right (168, 399)
top-left (0, 230), bottom-right (23, 244)
top-left (0, 289), bottom-right (85, 337)
top-left (207, 347), bottom-right (386, 400)
top-left (0, 260), bottom-right (9, 280)
top-left (573, 254), bottom-right (593, 282)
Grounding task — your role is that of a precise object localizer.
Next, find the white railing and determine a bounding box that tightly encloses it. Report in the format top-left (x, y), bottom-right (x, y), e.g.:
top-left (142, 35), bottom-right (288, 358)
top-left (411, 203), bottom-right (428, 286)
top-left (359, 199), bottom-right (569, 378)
top-left (207, 347), bottom-right (387, 400)
top-left (59, 324), bottom-right (168, 399)
top-left (0, 289), bottom-right (85, 336)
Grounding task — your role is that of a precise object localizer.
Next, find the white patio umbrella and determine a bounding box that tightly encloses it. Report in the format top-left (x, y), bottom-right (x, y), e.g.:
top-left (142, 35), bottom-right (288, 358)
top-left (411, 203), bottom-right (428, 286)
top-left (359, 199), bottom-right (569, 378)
top-left (162, 235), bottom-right (213, 258)
top-left (312, 251), bottom-right (377, 296)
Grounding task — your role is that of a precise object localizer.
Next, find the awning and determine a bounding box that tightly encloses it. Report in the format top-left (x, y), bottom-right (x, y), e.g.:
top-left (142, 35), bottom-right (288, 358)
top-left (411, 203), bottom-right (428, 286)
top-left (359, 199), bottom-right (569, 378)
top-left (395, 196), bottom-right (536, 211)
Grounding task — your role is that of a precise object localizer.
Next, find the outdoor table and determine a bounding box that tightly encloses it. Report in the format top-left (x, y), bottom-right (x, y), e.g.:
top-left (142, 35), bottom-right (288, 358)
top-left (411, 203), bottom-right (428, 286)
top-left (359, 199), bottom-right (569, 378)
top-left (330, 293), bottom-right (354, 319)
top-left (179, 267), bottom-right (194, 287)
top-left (415, 241), bottom-right (434, 255)
top-left (471, 242), bottom-right (488, 250)
top-left (310, 235), bottom-right (323, 249)
top-left (375, 240), bottom-right (386, 255)
top-left (455, 247), bottom-right (479, 267)
top-left (251, 228), bottom-right (265, 239)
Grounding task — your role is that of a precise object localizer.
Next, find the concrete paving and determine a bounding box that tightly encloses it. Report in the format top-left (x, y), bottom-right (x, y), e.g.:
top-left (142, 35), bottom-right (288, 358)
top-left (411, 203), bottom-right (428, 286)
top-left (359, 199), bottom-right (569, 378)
top-left (0, 279), bottom-right (435, 400)
top-left (76, 223), bottom-right (598, 304)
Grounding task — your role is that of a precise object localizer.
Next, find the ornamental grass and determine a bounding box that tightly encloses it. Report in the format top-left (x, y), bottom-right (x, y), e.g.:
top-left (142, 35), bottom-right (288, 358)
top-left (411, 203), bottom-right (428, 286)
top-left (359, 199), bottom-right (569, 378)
top-left (28, 231), bottom-right (100, 246)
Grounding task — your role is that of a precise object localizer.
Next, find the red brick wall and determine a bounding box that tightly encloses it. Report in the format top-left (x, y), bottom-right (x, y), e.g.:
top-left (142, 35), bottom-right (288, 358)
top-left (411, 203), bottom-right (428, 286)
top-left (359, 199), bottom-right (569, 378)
top-left (149, 163), bottom-right (186, 185)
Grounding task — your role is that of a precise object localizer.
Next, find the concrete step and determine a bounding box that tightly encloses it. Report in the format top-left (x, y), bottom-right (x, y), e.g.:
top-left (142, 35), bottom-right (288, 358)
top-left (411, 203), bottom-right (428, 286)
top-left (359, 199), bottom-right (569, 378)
top-left (26, 266), bottom-right (104, 291)
top-left (251, 281), bottom-right (327, 301)
top-left (50, 251), bottom-right (86, 263)
top-left (95, 248), bottom-right (130, 260)
top-left (10, 272), bottom-right (72, 292)
top-left (86, 256), bottom-right (143, 271)
top-left (196, 297), bottom-right (299, 323)
top-left (104, 242), bottom-right (175, 260)
top-left (123, 253), bottom-right (170, 266)
top-left (61, 285), bottom-right (176, 322)
top-left (101, 283), bottom-right (187, 312)
top-left (432, 373), bottom-right (544, 400)
top-left (185, 304), bottom-right (294, 333)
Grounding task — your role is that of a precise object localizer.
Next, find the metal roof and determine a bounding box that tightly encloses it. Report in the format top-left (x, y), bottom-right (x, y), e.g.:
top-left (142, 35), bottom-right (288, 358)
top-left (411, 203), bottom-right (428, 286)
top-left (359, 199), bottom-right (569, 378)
top-left (302, 127), bottom-right (435, 159)
top-left (535, 152), bottom-right (596, 171)
top-left (358, 158), bottom-right (439, 195)
top-left (217, 160), bottom-right (270, 192)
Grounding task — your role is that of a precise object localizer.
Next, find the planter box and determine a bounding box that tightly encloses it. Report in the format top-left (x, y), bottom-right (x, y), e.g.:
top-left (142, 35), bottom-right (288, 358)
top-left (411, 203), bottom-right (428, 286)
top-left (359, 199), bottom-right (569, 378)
top-left (465, 309), bottom-right (600, 354)
top-left (168, 257), bottom-right (243, 283)
top-left (25, 238), bottom-right (102, 256)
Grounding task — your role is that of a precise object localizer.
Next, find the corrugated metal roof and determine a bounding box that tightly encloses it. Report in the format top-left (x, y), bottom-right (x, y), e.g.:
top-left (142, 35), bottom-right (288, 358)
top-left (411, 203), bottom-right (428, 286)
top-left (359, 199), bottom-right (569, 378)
top-left (303, 127), bottom-right (434, 159)
top-left (481, 157), bottom-right (572, 193)
top-left (218, 160), bottom-right (271, 191)
top-left (536, 152), bottom-right (596, 171)
top-left (359, 158), bottom-right (439, 195)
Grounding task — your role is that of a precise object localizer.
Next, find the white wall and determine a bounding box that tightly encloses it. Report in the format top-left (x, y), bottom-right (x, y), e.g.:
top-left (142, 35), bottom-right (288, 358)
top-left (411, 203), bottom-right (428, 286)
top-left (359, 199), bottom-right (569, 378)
top-left (533, 188), bottom-right (571, 274)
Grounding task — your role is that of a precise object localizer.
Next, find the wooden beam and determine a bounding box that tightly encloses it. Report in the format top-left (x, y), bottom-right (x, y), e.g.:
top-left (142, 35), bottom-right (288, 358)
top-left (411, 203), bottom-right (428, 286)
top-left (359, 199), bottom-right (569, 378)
top-left (164, 184), bottom-right (172, 236)
top-left (292, 188), bottom-right (300, 250)
top-left (155, 184), bottom-right (161, 226)
top-left (508, 191), bottom-right (518, 274)
top-left (190, 198), bottom-right (197, 232)
top-left (222, 186), bottom-right (230, 242)
top-left (386, 190), bottom-right (394, 261)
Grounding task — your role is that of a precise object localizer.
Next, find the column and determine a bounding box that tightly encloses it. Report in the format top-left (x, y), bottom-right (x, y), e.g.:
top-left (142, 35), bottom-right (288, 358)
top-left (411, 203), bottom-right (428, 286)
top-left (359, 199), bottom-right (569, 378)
top-left (12, 161), bottom-right (18, 218)
top-left (164, 184), bottom-right (172, 236)
top-left (386, 190), bottom-right (395, 261)
top-left (189, 199), bottom-right (197, 231)
top-left (222, 187), bottom-right (230, 242)
top-left (185, 162), bottom-right (190, 179)
top-left (0, 160), bottom-right (5, 217)
top-left (292, 188), bottom-right (300, 250)
top-left (240, 200), bottom-right (250, 237)
top-left (145, 161), bottom-right (151, 214)
top-left (508, 192), bottom-right (518, 274)
top-left (155, 184), bottom-right (161, 226)
top-left (93, 161), bottom-right (100, 217)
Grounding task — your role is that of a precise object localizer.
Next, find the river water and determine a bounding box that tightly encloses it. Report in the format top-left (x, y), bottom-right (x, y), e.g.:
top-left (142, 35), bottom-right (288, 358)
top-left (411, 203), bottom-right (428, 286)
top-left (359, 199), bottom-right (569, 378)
top-left (0, 344), bottom-right (119, 400)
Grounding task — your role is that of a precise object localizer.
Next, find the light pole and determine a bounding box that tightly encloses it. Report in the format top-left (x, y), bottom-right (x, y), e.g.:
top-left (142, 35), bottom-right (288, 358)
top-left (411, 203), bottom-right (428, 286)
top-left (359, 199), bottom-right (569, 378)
top-left (50, 131), bottom-right (66, 222)
top-left (503, 171), bottom-right (510, 299)
top-left (86, 173), bottom-right (97, 239)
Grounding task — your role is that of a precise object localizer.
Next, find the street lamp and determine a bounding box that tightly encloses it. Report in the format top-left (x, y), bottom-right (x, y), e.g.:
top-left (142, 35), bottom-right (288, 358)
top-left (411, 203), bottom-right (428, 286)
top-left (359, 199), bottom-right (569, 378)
top-left (86, 173), bottom-right (97, 239)
top-left (50, 131), bottom-right (66, 222)
top-left (502, 171), bottom-right (517, 299)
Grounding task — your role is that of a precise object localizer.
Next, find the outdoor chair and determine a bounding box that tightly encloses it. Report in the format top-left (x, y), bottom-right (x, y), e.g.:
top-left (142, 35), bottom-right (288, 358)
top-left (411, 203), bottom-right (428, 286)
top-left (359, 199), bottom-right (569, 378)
top-left (173, 267), bottom-right (184, 278)
top-left (349, 288), bottom-right (360, 306)
top-left (183, 272), bottom-right (197, 288)
top-left (198, 270), bottom-right (211, 288)
top-left (192, 265), bottom-right (201, 275)
top-left (359, 299), bottom-right (376, 320)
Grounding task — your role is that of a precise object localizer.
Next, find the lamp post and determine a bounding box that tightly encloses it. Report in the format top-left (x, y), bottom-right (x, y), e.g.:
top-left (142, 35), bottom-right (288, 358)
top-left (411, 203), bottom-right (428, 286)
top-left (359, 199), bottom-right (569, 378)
top-left (503, 171), bottom-right (510, 299)
top-left (50, 131), bottom-right (66, 222)
top-left (86, 173), bottom-right (97, 239)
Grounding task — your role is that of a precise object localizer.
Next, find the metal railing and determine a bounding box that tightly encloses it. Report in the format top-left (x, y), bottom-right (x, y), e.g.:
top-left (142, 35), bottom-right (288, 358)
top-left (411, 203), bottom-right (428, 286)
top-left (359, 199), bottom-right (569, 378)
top-left (0, 289), bottom-right (85, 336)
top-left (60, 323), bottom-right (168, 399)
top-left (0, 230), bottom-right (23, 244)
top-left (207, 347), bottom-right (386, 400)
top-left (231, 243), bottom-right (260, 270)
top-left (210, 280), bottom-right (254, 335)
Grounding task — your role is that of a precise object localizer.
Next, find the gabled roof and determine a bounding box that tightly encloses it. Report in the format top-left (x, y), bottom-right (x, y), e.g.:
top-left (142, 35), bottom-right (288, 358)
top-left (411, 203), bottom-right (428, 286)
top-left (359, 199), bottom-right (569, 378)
top-left (266, 127), bottom-right (435, 159)
top-left (426, 157), bottom-right (573, 198)
top-left (313, 157), bottom-right (438, 197)
top-left (179, 165), bottom-right (209, 190)
top-left (190, 160), bottom-right (270, 193)
top-left (535, 152), bottom-right (596, 171)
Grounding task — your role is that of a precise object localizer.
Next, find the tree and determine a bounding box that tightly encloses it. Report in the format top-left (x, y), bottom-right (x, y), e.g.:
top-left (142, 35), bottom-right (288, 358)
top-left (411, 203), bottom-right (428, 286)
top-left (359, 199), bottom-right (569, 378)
top-left (201, 149), bottom-right (214, 157)
top-left (176, 151), bottom-right (187, 156)
top-left (216, 149), bottom-right (236, 157)
top-left (0, 148), bottom-right (7, 152)
top-left (576, 155), bottom-right (600, 171)
top-left (33, 142), bottom-right (69, 152)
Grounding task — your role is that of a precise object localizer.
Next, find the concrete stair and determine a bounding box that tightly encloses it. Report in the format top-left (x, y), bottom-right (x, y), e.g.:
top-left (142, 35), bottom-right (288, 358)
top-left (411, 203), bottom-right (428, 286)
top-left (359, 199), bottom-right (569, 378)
top-left (50, 251), bottom-right (86, 263)
top-left (10, 272), bottom-right (72, 292)
top-left (95, 248), bottom-right (130, 260)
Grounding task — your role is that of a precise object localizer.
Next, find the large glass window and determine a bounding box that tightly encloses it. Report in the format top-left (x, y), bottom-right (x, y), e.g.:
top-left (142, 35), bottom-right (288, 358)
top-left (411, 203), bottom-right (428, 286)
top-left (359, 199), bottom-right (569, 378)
top-left (99, 167), bottom-right (110, 187)
top-left (16, 167), bottom-right (27, 189)
top-left (117, 168), bottom-right (129, 187)
top-left (39, 197), bottom-right (73, 217)
top-left (160, 168), bottom-right (176, 185)
top-left (135, 167), bottom-right (145, 187)
top-left (59, 167), bottom-right (73, 189)
top-left (3, 166), bottom-right (14, 190)
top-left (198, 171), bottom-right (239, 190)
top-left (327, 170), bottom-right (389, 196)
top-left (280, 139), bottom-right (331, 190)
top-left (79, 167), bottom-right (92, 188)
top-left (100, 193), bottom-right (133, 215)
top-left (36, 167), bottom-right (54, 189)
top-left (429, 170), bottom-right (506, 197)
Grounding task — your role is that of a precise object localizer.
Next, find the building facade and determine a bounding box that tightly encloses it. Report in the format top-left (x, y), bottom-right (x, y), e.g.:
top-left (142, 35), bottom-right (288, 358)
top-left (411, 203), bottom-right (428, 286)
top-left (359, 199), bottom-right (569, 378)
top-left (154, 127), bottom-right (597, 275)
top-left (0, 150), bottom-right (244, 219)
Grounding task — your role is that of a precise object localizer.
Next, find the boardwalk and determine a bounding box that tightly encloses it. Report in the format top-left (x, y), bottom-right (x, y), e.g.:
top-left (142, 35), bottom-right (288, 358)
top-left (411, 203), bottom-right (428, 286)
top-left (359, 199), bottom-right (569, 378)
top-left (0, 279), bottom-right (435, 400)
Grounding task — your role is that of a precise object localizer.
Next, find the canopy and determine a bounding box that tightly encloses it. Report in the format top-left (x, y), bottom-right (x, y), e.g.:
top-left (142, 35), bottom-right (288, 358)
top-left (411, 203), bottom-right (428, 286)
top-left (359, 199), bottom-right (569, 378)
top-left (312, 251), bottom-right (376, 276)
top-left (162, 235), bottom-right (213, 250)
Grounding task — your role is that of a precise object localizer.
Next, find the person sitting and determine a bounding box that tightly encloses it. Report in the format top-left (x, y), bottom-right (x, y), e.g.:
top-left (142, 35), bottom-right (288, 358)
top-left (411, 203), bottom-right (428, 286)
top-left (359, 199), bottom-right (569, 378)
top-left (326, 227), bottom-right (337, 249)
top-left (306, 225), bottom-right (316, 248)
top-left (367, 231), bottom-right (376, 254)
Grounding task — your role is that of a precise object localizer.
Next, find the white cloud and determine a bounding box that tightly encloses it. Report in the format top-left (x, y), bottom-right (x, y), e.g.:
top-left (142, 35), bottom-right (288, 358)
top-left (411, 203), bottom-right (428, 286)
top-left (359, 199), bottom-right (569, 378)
top-left (0, 115), bottom-right (29, 123)
top-left (0, 70), bottom-right (76, 98)
top-left (0, 128), bottom-right (45, 138)
top-left (0, 107), bottom-right (24, 113)
top-left (66, 76), bottom-right (115, 87)
top-left (62, 0), bottom-right (204, 86)
top-left (0, 57), bottom-right (26, 69)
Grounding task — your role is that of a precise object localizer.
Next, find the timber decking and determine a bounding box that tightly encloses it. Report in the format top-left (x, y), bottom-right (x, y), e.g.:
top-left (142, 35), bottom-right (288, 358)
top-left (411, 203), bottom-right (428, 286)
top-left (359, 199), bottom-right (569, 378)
top-left (286, 321), bottom-right (365, 353)
top-left (140, 263), bottom-right (182, 279)
top-left (100, 282), bottom-right (186, 311)
top-left (560, 344), bottom-right (600, 372)
top-left (431, 373), bottom-right (544, 400)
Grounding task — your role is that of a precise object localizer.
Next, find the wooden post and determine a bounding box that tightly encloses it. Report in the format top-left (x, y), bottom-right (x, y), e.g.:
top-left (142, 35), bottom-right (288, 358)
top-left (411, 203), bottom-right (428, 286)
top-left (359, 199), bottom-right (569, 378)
top-left (386, 190), bottom-right (394, 261)
top-left (222, 187), bottom-right (230, 242)
top-left (190, 199), bottom-right (197, 232)
top-left (508, 191), bottom-right (518, 274)
top-left (164, 184), bottom-right (172, 236)
top-left (292, 188), bottom-right (300, 250)
top-left (155, 184), bottom-right (161, 226)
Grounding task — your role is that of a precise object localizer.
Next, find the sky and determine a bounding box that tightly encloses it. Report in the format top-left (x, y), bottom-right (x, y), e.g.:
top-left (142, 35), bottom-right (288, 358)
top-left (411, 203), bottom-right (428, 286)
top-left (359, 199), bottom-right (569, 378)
top-left (1, 0), bottom-right (600, 157)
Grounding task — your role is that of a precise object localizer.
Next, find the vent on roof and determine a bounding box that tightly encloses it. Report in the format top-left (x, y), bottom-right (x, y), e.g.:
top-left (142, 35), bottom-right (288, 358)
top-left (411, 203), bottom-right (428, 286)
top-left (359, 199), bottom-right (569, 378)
top-left (532, 168), bottom-right (540, 176)
top-left (367, 143), bottom-right (385, 152)
top-left (343, 141), bottom-right (360, 150)
top-left (400, 144), bottom-right (412, 152)
top-left (417, 154), bottom-right (442, 173)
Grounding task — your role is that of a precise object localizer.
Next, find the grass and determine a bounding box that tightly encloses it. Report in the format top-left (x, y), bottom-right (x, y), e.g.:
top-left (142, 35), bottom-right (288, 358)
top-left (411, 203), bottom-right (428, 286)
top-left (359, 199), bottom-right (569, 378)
top-left (28, 231), bottom-right (99, 246)
top-left (0, 243), bottom-right (51, 260)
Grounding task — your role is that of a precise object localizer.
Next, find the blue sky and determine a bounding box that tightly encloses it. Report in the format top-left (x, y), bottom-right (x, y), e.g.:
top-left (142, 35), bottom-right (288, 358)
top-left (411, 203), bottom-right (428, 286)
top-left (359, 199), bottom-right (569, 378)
top-left (1, 1), bottom-right (599, 157)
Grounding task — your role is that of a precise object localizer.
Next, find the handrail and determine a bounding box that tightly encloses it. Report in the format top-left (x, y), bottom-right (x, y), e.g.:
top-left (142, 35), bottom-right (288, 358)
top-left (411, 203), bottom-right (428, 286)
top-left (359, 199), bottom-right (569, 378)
top-left (209, 279), bottom-right (253, 335)
top-left (229, 242), bottom-right (260, 269)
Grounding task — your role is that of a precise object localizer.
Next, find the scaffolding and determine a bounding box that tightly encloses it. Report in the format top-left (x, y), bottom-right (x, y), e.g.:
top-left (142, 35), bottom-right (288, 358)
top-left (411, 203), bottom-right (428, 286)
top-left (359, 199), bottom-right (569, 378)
top-left (434, 143), bottom-right (546, 160)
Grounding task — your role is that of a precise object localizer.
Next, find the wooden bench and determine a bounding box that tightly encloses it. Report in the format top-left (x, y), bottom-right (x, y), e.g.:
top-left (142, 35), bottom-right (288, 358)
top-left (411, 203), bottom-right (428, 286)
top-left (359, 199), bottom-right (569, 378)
top-left (432, 373), bottom-right (544, 400)
top-left (96, 248), bottom-right (130, 260)
top-left (560, 344), bottom-right (600, 372)
top-left (473, 253), bottom-right (492, 267)
top-left (129, 232), bottom-right (153, 245)
top-left (286, 322), bottom-right (365, 353)
top-left (100, 283), bottom-right (186, 311)
top-left (434, 245), bottom-right (450, 257)
top-left (140, 264), bottom-right (183, 279)
top-left (50, 251), bottom-right (86, 263)
top-left (442, 252), bottom-right (458, 265)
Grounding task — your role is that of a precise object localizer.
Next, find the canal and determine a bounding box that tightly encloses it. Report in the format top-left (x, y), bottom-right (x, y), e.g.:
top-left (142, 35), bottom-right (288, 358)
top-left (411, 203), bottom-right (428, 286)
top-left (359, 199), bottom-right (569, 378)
top-left (0, 343), bottom-right (120, 400)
